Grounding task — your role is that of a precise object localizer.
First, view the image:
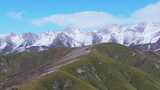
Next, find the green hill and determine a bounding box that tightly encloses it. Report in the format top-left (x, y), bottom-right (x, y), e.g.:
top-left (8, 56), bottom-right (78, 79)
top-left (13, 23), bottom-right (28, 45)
top-left (0, 47), bottom-right (72, 81)
top-left (1, 43), bottom-right (160, 90)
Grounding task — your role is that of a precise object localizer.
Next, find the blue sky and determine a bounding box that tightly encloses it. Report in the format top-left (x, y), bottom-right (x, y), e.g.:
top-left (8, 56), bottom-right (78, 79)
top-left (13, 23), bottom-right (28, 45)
top-left (0, 0), bottom-right (159, 34)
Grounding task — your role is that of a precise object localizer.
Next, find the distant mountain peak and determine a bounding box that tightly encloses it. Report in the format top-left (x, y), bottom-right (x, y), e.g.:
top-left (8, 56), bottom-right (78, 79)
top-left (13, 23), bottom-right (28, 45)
top-left (1, 22), bottom-right (160, 53)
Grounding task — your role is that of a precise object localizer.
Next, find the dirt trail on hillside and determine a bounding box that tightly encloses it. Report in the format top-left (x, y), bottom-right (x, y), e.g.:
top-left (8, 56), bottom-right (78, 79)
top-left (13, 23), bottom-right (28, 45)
top-left (0, 46), bottom-right (90, 90)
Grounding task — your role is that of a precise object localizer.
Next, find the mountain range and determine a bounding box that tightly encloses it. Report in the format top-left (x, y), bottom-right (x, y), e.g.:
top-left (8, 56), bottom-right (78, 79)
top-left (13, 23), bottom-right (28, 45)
top-left (1, 22), bottom-right (160, 53)
top-left (1, 22), bottom-right (160, 90)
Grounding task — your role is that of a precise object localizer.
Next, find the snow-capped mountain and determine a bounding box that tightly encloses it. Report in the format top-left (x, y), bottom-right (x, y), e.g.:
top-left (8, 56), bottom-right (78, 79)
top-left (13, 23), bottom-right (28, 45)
top-left (1, 22), bottom-right (160, 53)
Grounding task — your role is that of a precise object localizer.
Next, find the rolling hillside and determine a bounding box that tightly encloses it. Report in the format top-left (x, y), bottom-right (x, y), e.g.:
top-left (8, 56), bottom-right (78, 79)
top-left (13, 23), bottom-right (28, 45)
top-left (1, 43), bottom-right (160, 90)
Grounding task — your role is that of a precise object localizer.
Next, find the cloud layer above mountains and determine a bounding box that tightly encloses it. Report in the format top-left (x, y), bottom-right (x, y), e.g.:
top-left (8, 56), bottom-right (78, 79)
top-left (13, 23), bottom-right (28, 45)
top-left (32, 1), bottom-right (160, 29)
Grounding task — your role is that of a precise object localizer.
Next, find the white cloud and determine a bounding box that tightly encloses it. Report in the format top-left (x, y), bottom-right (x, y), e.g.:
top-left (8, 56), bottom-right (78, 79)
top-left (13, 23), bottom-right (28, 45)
top-left (32, 11), bottom-right (127, 29)
top-left (7, 11), bottom-right (24, 19)
top-left (32, 1), bottom-right (160, 29)
top-left (132, 1), bottom-right (160, 23)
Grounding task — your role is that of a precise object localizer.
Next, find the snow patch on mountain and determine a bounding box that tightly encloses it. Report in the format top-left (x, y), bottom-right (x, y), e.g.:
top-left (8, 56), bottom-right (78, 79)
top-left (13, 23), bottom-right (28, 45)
top-left (0, 22), bottom-right (160, 53)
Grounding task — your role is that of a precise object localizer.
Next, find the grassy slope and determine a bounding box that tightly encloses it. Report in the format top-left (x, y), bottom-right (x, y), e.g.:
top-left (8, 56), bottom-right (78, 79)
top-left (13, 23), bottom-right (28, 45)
top-left (0, 47), bottom-right (71, 81)
top-left (94, 43), bottom-right (160, 80)
top-left (17, 43), bottom-right (160, 90)
top-left (18, 71), bottom-right (97, 90)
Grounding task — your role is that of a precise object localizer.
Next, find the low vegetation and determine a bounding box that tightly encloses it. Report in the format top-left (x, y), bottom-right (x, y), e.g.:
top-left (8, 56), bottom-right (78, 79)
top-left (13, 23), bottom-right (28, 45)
top-left (10, 43), bottom-right (160, 90)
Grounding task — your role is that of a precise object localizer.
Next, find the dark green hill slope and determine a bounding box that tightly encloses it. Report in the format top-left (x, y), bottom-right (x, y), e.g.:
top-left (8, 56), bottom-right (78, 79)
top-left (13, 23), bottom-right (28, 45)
top-left (13, 43), bottom-right (160, 90)
top-left (0, 47), bottom-right (72, 81)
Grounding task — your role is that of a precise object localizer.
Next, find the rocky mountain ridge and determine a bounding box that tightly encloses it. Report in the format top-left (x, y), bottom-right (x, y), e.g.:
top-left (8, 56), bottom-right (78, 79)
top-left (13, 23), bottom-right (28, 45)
top-left (1, 22), bottom-right (160, 53)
